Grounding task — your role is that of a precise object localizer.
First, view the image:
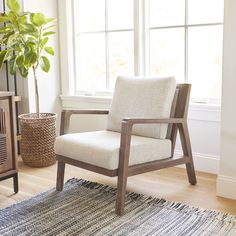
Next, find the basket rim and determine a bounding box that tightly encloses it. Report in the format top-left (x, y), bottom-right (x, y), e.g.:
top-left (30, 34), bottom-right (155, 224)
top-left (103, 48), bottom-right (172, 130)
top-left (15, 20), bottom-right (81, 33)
top-left (18, 112), bottom-right (57, 120)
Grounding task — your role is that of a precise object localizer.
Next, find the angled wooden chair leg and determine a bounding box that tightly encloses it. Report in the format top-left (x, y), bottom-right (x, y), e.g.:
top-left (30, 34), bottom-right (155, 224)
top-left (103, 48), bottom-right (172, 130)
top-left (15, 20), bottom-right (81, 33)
top-left (13, 173), bottom-right (19, 193)
top-left (186, 161), bottom-right (197, 185)
top-left (116, 169), bottom-right (128, 216)
top-left (56, 161), bottom-right (65, 191)
top-left (116, 121), bottom-right (132, 216)
top-left (179, 122), bottom-right (197, 185)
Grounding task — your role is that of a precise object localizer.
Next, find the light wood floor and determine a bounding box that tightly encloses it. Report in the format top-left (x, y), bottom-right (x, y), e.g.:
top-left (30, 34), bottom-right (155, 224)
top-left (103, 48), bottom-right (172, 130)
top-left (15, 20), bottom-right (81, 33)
top-left (1, 158), bottom-right (236, 215)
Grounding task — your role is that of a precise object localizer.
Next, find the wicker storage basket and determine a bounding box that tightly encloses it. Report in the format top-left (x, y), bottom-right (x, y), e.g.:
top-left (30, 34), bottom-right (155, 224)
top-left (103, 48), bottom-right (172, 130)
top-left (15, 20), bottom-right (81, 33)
top-left (19, 113), bottom-right (57, 167)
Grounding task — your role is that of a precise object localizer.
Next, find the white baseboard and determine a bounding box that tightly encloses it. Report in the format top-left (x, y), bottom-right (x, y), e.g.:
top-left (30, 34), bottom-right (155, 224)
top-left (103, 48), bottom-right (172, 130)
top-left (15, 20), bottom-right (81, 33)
top-left (174, 150), bottom-right (220, 174)
top-left (216, 175), bottom-right (236, 200)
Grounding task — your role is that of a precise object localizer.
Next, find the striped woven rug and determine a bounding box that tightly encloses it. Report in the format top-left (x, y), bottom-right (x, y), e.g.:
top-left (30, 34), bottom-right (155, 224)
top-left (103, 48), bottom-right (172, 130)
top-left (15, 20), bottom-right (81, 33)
top-left (0, 179), bottom-right (236, 236)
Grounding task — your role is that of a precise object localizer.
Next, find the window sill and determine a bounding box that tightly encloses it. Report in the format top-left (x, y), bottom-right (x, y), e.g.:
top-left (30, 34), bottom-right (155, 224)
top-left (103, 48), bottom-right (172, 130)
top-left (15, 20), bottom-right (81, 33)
top-left (60, 95), bottom-right (221, 122)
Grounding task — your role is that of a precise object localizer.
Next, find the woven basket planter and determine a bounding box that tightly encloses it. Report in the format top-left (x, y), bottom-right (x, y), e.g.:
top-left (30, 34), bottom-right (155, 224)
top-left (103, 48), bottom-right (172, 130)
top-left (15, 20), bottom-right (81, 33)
top-left (19, 113), bottom-right (57, 167)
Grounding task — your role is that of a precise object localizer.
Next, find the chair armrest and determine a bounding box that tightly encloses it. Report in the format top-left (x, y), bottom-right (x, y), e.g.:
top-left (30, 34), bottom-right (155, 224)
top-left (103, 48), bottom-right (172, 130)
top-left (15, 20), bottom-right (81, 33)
top-left (60, 109), bottom-right (109, 135)
top-left (119, 118), bottom-right (184, 152)
top-left (122, 117), bottom-right (184, 126)
top-left (118, 117), bottom-right (185, 171)
top-left (62, 109), bottom-right (109, 115)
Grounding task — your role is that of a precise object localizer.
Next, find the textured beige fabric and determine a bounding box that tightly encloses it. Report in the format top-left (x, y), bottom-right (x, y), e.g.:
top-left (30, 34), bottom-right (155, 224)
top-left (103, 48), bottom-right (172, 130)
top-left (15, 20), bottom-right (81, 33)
top-left (107, 76), bottom-right (176, 139)
top-left (55, 131), bottom-right (171, 170)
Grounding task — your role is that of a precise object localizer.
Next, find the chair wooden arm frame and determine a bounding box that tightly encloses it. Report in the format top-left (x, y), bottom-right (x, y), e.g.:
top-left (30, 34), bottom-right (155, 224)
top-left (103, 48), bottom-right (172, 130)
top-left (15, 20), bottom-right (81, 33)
top-left (60, 109), bottom-right (109, 135)
top-left (57, 108), bottom-right (196, 215)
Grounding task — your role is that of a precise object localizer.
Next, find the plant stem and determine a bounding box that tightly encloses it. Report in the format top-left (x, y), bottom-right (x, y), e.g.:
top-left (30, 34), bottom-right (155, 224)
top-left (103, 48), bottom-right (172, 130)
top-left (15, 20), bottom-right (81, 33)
top-left (35, 26), bottom-right (42, 70)
top-left (33, 66), bottom-right (40, 117)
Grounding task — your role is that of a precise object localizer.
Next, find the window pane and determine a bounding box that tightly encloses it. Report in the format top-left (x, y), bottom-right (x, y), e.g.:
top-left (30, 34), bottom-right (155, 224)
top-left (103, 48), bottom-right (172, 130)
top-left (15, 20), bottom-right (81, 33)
top-left (74, 0), bottom-right (105, 32)
top-left (188, 0), bottom-right (224, 24)
top-left (109, 31), bottom-right (134, 89)
top-left (107, 0), bottom-right (133, 30)
top-left (76, 33), bottom-right (106, 91)
top-left (149, 28), bottom-right (185, 82)
top-left (188, 26), bottom-right (223, 102)
top-left (149, 0), bottom-right (185, 27)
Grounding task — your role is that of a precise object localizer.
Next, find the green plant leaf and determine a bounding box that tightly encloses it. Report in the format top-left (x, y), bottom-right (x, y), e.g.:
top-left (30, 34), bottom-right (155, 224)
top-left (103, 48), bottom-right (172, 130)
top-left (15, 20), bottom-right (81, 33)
top-left (0, 27), bottom-right (11, 34)
top-left (19, 66), bottom-right (28, 78)
top-left (45, 18), bottom-right (56, 24)
top-left (16, 55), bottom-right (24, 66)
top-left (26, 41), bottom-right (36, 50)
top-left (29, 13), bottom-right (34, 24)
top-left (7, 33), bottom-right (20, 45)
top-left (0, 50), bottom-right (8, 69)
top-left (6, 0), bottom-right (20, 14)
top-left (43, 31), bottom-right (55, 37)
top-left (23, 23), bottom-right (37, 32)
top-left (43, 24), bottom-right (56, 31)
top-left (0, 15), bottom-right (9, 24)
top-left (8, 11), bottom-right (18, 27)
top-left (25, 51), bottom-right (38, 67)
top-left (1, 31), bottom-right (15, 44)
top-left (28, 32), bottom-right (39, 38)
top-left (19, 15), bottom-right (27, 24)
top-left (40, 56), bottom-right (50, 72)
top-left (9, 56), bottom-right (17, 75)
top-left (31, 13), bottom-right (46, 26)
top-left (44, 46), bottom-right (54, 55)
top-left (40, 37), bottom-right (48, 48)
top-left (19, 12), bottom-right (28, 17)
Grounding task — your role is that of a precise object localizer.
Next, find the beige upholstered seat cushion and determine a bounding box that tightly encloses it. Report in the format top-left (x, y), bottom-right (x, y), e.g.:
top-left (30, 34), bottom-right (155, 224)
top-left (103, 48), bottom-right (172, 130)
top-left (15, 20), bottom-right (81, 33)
top-left (55, 131), bottom-right (171, 170)
top-left (107, 76), bottom-right (176, 139)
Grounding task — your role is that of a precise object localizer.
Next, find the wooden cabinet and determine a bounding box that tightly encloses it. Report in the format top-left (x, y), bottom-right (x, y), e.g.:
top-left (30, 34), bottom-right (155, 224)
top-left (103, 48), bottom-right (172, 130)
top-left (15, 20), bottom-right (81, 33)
top-left (0, 92), bottom-right (18, 193)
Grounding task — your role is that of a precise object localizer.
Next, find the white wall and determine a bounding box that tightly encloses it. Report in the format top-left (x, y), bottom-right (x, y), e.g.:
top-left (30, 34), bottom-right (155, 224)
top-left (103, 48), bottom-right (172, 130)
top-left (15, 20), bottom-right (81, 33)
top-left (216, 0), bottom-right (236, 200)
top-left (22, 0), bottom-right (61, 131)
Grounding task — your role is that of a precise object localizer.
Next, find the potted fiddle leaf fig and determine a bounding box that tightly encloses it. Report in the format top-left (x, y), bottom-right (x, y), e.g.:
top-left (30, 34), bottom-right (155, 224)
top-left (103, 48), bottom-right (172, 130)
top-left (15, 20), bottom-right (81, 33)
top-left (0, 0), bottom-right (57, 167)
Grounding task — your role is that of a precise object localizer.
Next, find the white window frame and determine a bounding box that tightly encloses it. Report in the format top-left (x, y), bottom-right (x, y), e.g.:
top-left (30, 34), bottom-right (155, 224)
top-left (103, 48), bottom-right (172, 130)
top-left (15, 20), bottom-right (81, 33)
top-left (145, 0), bottom-right (223, 104)
top-left (73, 0), bottom-right (135, 93)
top-left (58, 0), bottom-right (222, 114)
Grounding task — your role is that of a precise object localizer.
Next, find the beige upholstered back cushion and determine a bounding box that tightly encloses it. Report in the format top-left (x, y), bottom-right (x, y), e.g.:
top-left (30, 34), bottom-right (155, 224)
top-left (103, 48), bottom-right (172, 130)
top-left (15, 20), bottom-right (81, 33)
top-left (107, 76), bottom-right (176, 139)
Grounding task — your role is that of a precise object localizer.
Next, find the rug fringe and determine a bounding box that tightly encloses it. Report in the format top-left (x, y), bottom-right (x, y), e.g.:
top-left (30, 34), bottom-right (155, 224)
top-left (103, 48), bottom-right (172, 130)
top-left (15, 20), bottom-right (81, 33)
top-left (66, 178), bottom-right (236, 223)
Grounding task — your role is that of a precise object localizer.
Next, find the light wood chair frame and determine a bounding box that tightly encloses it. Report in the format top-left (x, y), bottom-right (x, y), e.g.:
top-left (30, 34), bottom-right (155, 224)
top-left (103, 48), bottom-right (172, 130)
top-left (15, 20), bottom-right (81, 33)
top-left (56, 84), bottom-right (196, 215)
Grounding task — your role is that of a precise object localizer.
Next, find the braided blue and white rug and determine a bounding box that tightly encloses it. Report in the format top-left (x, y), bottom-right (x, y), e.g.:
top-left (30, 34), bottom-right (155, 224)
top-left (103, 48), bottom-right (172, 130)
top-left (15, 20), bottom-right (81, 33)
top-left (0, 178), bottom-right (236, 236)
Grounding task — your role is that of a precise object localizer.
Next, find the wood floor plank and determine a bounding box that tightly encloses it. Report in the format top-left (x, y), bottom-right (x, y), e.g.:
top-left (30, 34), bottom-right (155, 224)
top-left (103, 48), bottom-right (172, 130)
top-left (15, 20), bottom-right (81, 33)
top-left (0, 158), bottom-right (236, 215)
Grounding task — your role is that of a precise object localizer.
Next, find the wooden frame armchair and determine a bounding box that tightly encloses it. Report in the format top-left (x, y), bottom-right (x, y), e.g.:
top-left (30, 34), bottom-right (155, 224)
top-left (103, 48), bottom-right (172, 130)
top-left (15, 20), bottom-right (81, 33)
top-left (55, 78), bottom-right (196, 216)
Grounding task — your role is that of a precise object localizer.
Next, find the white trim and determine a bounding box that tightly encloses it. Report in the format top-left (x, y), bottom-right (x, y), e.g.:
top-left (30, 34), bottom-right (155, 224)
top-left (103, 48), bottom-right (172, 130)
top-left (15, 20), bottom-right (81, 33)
top-left (58, 0), bottom-right (75, 95)
top-left (61, 95), bottom-right (111, 105)
top-left (144, 0), bottom-right (150, 75)
top-left (60, 95), bottom-right (221, 122)
top-left (134, 0), bottom-right (140, 75)
top-left (216, 175), bottom-right (236, 200)
top-left (174, 150), bottom-right (220, 174)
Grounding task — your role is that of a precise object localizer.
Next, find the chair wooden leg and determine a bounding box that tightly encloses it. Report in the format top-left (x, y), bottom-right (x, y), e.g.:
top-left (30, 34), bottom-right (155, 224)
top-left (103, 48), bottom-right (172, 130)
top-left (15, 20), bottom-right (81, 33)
top-left (116, 170), bottom-right (128, 216)
top-left (186, 161), bottom-right (197, 185)
top-left (115, 122), bottom-right (132, 216)
top-left (179, 122), bottom-right (197, 185)
top-left (56, 161), bottom-right (65, 191)
top-left (13, 173), bottom-right (18, 193)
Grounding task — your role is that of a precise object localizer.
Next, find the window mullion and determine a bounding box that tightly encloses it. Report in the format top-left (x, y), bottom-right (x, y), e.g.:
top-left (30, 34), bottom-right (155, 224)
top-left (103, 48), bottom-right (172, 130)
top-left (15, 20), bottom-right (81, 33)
top-left (184, 0), bottom-right (188, 83)
top-left (143, 0), bottom-right (150, 76)
top-left (134, 0), bottom-right (141, 76)
top-left (72, 0), bottom-right (79, 94)
top-left (105, 0), bottom-right (110, 90)
top-left (134, 0), bottom-right (139, 75)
